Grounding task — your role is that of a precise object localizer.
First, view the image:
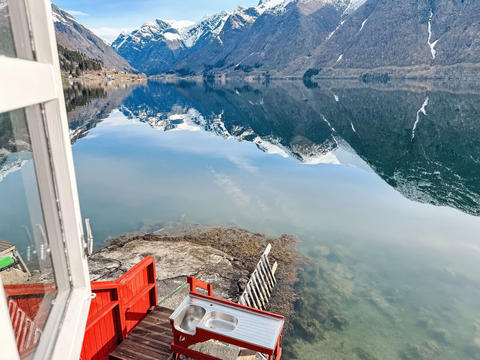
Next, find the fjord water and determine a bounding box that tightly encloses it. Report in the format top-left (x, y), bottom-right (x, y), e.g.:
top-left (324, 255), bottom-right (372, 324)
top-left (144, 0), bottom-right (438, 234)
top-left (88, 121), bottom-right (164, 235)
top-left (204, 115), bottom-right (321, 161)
top-left (2, 80), bottom-right (480, 359)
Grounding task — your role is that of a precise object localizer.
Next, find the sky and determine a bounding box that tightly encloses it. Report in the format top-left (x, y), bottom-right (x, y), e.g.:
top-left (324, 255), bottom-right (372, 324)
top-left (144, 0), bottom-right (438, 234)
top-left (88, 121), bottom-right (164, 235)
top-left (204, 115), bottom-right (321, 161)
top-left (54, 0), bottom-right (260, 42)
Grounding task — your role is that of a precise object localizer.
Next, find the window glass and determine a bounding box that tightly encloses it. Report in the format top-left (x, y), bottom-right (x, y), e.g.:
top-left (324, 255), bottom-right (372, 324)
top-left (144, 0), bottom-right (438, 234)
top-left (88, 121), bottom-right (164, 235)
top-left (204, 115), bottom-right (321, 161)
top-left (0, 107), bottom-right (59, 359)
top-left (0, 0), bottom-right (34, 60)
top-left (0, 0), bottom-right (16, 57)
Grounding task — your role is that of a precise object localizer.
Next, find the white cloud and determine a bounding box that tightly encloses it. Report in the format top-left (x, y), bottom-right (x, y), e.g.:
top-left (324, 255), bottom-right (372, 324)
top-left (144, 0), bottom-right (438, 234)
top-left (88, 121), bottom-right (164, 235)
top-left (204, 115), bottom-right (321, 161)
top-left (91, 27), bottom-right (135, 43)
top-left (66, 10), bottom-right (88, 16)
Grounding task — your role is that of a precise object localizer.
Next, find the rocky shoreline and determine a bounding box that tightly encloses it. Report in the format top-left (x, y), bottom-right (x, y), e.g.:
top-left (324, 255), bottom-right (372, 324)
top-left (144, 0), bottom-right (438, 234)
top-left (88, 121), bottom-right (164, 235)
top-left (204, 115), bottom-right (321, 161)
top-left (89, 224), bottom-right (303, 330)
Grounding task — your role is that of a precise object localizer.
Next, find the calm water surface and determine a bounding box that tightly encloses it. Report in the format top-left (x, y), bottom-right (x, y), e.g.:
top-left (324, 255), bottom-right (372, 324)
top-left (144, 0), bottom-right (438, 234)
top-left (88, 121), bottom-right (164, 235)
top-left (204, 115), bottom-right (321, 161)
top-left (1, 80), bottom-right (480, 359)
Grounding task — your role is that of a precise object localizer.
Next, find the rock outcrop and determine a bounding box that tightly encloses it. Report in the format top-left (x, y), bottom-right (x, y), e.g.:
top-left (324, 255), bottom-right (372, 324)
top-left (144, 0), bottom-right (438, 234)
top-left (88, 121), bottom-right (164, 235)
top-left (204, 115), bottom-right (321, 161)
top-left (89, 224), bottom-right (301, 320)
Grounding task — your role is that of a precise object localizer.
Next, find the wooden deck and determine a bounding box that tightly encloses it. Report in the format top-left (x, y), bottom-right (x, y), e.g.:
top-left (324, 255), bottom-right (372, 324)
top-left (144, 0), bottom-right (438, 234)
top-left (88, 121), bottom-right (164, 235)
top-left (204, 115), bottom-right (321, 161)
top-left (109, 306), bottom-right (174, 360)
top-left (0, 240), bottom-right (15, 257)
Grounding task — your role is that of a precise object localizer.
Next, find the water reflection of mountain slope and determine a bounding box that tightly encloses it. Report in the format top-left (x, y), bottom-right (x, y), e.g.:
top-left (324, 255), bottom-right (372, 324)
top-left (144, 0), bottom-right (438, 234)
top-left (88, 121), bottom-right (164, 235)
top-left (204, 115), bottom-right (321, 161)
top-left (67, 85), bottom-right (138, 143)
top-left (0, 84), bottom-right (137, 182)
top-left (120, 80), bottom-right (480, 216)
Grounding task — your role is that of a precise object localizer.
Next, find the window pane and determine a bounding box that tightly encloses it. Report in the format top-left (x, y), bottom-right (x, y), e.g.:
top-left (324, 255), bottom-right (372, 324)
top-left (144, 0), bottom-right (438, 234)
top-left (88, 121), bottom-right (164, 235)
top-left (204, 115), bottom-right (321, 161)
top-left (0, 107), bottom-right (59, 359)
top-left (0, 0), bottom-right (34, 60)
top-left (0, 0), bottom-right (16, 57)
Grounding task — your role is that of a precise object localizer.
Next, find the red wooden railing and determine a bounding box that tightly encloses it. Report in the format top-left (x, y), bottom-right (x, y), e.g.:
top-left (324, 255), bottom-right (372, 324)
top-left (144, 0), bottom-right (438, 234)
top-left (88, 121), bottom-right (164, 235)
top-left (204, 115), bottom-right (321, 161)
top-left (5, 256), bottom-right (158, 360)
top-left (81, 256), bottom-right (158, 360)
top-left (8, 299), bottom-right (43, 357)
top-left (5, 283), bottom-right (56, 322)
top-left (5, 283), bottom-right (56, 358)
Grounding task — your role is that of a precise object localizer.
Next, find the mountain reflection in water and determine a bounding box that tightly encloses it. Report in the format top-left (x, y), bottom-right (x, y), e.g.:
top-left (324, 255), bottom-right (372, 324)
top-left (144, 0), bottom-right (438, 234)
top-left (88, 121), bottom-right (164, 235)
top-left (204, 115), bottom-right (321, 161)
top-left (119, 80), bottom-right (480, 217)
top-left (1, 79), bottom-right (480, 359)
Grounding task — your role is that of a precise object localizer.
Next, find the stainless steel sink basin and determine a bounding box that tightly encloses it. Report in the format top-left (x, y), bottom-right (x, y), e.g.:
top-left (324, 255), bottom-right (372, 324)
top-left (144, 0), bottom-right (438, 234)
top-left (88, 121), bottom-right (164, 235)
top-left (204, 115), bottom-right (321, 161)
top-left (176, 304), bottom-right (206, 334)
top-left (170, 294), bottom-right (284, 350)
top-left (202, 311), bottom-right (238, 332)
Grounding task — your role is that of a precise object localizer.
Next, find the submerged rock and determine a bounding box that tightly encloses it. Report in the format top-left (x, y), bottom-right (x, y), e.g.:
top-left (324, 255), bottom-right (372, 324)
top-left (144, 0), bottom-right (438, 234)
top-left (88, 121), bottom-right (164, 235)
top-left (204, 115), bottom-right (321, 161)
top-left (283, 249), bottom-right (354, 358)
top-left (353, 347), bottom-right (379, 360)
top-left (400, 341), bottom-right (441, 360)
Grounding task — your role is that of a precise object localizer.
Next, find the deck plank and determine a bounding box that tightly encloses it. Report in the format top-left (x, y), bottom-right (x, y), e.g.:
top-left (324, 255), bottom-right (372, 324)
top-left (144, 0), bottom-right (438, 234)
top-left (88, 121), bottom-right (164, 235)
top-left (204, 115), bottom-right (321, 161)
top-left (109, 306), bottom-right (173, 360)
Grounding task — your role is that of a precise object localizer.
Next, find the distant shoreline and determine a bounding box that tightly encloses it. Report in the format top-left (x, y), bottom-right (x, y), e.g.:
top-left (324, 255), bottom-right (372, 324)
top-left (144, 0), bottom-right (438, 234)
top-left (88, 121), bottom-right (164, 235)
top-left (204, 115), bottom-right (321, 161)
top-left (62, 69), bottom-right (147, 88)
top-left (151, 63), bottom-right (480, 78)
top-left (149, 67), bottom-right (480, 95)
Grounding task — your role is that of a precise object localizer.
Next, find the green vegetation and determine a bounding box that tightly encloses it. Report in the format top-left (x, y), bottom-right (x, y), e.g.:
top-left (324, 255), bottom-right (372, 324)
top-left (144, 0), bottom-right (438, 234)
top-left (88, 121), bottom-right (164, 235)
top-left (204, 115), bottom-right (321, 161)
top-left (58, 45), bottom-right (103, 76)
top-left (63, 83), bottom-right (106, 112)
top-left (174, 68), bottom-right (196, 76)
top-left (203, 58), bottom-right (227, 71)
top-left (302, 68), bottom-right (321, 88)
top-left (234, 63), bottom-right (263, 73)
top-left (361, 72), bottom-right (390, 84)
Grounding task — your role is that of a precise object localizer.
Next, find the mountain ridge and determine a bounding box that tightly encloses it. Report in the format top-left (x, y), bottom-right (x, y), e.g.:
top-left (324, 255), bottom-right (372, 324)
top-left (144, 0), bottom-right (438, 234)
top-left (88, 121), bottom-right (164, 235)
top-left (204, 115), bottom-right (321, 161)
top-left (52, 4), bottom-right (134, 72)
top-left (111, 0), bottom-right (480, 76)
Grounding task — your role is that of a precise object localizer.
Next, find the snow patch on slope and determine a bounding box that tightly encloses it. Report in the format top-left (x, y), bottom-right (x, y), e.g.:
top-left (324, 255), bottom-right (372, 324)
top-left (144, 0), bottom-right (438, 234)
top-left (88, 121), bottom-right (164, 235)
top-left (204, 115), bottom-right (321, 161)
top-left (253, 136), bottom-right (290, 158)
top-left (257, 0), bottom-right (294, 14)
top-left (0, 151), bottom-right (29, 183)
top-left (359, 18), bottom-right (368, 32)
top-left (351, 122), bottom-right (357, 133)
top-left (343, 0), bottom-right (367, 15)
top-left (327, 20), bottom-right (345, 40)
top-left (427, 11), bottom-right (438, 59)
top-left (166, 20), bottom-right (196, 31)
top-left (182, 11), bottom-right (230, 47)
top-left (411, 96), bottom-right (429, 140)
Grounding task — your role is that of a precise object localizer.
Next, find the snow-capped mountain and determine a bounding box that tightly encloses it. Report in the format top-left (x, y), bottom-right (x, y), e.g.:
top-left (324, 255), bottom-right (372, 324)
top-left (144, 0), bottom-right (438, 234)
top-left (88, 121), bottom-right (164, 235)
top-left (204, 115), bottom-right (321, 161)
top-left (112, 0), bottom-right (309, 75)
top-left (112, 9), bottom-right (245, 75)
top-left (52, 4), bottom-right (132, 71)
top-left (112, 0), bottom-right (480, 76)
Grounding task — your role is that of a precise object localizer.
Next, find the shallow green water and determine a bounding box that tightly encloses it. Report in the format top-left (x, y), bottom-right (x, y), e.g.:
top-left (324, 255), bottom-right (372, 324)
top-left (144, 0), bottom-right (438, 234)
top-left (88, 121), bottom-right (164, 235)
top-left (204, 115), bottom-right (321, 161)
top-left (1, 80), bottom-right (480, 359)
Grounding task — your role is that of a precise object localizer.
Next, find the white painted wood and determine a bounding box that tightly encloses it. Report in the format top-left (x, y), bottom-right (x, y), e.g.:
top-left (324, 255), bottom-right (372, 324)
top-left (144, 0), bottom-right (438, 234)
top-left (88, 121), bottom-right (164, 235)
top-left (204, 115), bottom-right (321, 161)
top-left (263, 243), bottom-right (272, 257)
top-left (25, 0), bottom-right (92, 359)
top-left (254, 270), bottom-right (268, 306)
top-left (1, 0), bottom-right (92, 358)
top-left (0, 57), bottom-right (56, 113)
top-left (257, 266), bottom-right (272, 296)
top-left (85, 219), bottom-right (94, 256)
top-left (258, 260), bottom-right (274, 291)
top-left (239, 245), bottom-right (278, 310)
top-left (7, 0), bottom-right (34, 60)
top-left (0, 276), bottom-right (21, 360)
top-left (13, 250), bottom-right (30, 276)
top-left (252, 273), bottom-right (266, 309)
top-left (271, 262), bottom-right (278, 276)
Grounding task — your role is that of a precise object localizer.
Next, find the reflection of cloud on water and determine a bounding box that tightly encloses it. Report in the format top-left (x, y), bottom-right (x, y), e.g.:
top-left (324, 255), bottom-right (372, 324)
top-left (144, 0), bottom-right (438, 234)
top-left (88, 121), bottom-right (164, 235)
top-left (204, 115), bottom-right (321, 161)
top-left (211, 169), bottom-right (270, 215)
top-left (84, 133), bottom-right (99, 140)
top-left (461, 243), bottom-right (480, 257)
top-left (226, 155), bottom-right (258, 173)
top-left (211, 170), bottom-right (251, 207)
top-left (101, 109), bottom-right (142, 127)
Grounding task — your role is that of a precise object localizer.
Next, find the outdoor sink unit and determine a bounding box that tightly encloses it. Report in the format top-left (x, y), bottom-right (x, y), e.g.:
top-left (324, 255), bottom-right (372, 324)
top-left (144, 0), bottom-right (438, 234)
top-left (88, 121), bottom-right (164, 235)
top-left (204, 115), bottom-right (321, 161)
top-left (170, 277), bottom-right (284, 360)
top-left (175, 304), bottom-right (207, 335)
top-left (203, 311), bottom-right (238, 332)
top-left (172, 300), bottom-right (241, 335)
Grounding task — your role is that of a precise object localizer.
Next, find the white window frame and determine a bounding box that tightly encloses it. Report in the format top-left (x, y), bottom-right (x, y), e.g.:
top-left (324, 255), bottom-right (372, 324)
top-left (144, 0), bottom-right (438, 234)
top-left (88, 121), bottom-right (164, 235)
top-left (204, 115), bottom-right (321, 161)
top-left (0, 0), bottom-right (91, 359)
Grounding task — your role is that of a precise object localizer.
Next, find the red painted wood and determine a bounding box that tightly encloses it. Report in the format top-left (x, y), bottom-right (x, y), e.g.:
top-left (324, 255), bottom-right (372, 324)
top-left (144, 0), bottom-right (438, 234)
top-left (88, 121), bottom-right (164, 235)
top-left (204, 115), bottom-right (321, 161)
top-left (79, 256), bottom-right (158, 360)
top-left (187, 276), bottom-right (284, 319)
top-left (188, 276), bottom-right (213, 296)
top-left (5, 256), bottom-right (157, 360)
top-left (171, 277), bottom-right (284, 360)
